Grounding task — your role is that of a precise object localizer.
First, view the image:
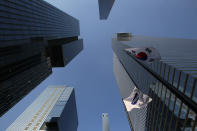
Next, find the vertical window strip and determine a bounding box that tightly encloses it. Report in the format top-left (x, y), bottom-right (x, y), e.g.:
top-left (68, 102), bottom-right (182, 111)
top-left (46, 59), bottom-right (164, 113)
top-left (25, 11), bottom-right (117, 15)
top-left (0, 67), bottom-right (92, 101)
top-left (158, 86), bottom-right (168, 131)
top-left (191, 115), bottom-right (197, 131)
top-left (155, 61), bottom-right (158, 73)
top-left (177, 71), bottom-right (182, 89)
top-left (183, 74), bottom-right (189, 93)
top-left (171, 68), bottom-right (176, 85)
top-left (166, 67), bottom-right (178, 130)
top-left (167, 96), bottom-right (177, 131)
top-left (177, 104), bottom-right (188, 130)
top-left (166, 67), bottom-right (171, 81)
top-left (146, 79), bottom-right (152, 130)
top-left (148, 80), bottom-right (157, 130)
top-left (153, 64), bottom-right (170, 130)
top-left (162, 67), bottom-right (174, 130)
top-left (182, 108), bottom-right (190, 130)
top-left (157, 61), bottom-right (160, 74)
top-left (163, 92), bottom-right (172, 131)
top-left (154, 83), bottom-right (164, 131)
top-left (162, 64), bottom-right (167, 80)
top-left (151, 81), bottom-right (160, 130)
top-left (190, 79), bottom-right (197, 99)
top-left (159, 61), bottom-right (162, 76)
top-left (174, 102), bottom-right (183, 131)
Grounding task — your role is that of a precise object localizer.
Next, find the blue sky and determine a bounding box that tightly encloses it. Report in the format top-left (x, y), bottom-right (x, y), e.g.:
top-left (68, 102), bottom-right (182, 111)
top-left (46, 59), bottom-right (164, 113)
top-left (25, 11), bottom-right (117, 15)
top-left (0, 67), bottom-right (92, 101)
top-left (0, 0), bottom-right (197, 131)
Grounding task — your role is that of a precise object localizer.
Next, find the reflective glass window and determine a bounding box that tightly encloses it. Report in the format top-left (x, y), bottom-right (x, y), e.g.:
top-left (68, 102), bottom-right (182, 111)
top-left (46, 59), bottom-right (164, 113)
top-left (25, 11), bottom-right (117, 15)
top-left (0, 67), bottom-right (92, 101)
top-left (177, 104), bottom-right (188, 130)
top-left (157, 82), bottom-right (162, 96)
top-left (161, 86), bottom-right (166, 101)
top-left (153, 82), bottom-right (159, 94)
top-left (157, 61), bottom-right (161, 74)
top-left (179, 73), bottom-right (187, 92)
top-left (152, 61), bottom-right (156, 71)
top-left (168, 67), bottom-right (174, 84)
top-left (161, 63), bottom-right (166, 77)
top-left (164, 65), bottom-right (170, 81)
top-left (185, 76), bottom-right (195, 97)
top-left (150, 81), bottom-right (156, 90)
top-left (189, 111), bottom-right (197, 131)
top-left (173, 70), bottom-right (181, 88)
top-left (192, 83), bottom-right (197, 103)
top-left (165, 89), bottom-right (170, 105)
top-left (174, 98), bottom-right (181, 116)
top-left (180, 104), bottom-right (188, 119)
top-left (169, 94), bottom-right (175, 111)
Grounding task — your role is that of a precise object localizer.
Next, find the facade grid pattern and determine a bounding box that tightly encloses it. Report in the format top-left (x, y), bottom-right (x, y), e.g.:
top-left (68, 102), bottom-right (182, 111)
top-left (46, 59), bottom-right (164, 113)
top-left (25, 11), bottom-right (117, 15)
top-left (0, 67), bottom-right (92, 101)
top-left (112, 36), bottom-right (197, 131)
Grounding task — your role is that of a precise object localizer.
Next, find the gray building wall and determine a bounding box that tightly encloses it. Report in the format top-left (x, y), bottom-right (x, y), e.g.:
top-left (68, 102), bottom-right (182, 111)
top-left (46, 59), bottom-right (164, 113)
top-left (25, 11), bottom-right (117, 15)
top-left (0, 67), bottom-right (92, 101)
top-left (98, 0), bottom-right (115, 20)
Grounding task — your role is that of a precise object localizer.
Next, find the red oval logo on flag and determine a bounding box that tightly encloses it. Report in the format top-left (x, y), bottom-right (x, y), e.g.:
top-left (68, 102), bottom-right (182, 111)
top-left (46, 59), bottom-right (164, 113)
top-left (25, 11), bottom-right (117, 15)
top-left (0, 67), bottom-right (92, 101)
top-left (136, 52), bottom-right (148, 61)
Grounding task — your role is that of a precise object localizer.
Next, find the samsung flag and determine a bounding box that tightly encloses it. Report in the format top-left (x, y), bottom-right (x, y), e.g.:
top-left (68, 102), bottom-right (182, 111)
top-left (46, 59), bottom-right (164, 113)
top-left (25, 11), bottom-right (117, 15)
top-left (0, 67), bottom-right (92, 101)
top-left (125, 47), bottom-right (161, 64)
top-left (123, 87), bottom-right (152, 111)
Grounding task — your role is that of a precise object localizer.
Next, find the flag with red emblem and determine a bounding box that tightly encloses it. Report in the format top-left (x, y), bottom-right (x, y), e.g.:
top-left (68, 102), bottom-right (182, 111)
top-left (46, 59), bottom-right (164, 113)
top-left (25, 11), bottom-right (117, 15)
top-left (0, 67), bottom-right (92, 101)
top-left (125, 47), bottom-right (161, 64)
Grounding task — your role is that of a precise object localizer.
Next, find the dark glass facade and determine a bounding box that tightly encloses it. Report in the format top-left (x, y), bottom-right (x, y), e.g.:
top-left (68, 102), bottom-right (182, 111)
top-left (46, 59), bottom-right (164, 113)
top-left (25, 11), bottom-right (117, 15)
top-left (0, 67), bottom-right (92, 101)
top-left (98, 0), bottom-right (115, 20)
top-left (112, 35), bottom-right (197, 131)
top-left (0, 39), bottom-right (52, 117)
top-left (0, 0), bottom-right (83, 117)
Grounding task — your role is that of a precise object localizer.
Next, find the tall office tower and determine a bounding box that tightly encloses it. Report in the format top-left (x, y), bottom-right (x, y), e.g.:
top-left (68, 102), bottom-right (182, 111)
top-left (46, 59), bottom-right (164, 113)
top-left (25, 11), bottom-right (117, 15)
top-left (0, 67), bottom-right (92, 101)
top-left (0, 0), bottom-right (83, 117)
top-left (7, 86), bottom-right (78, 131)
top-left (102, 113), bottom-right (110, 131)
top-left (112, 34), bottom-right (197, 131)
top-left (98, 0), bottom-right (115, 20)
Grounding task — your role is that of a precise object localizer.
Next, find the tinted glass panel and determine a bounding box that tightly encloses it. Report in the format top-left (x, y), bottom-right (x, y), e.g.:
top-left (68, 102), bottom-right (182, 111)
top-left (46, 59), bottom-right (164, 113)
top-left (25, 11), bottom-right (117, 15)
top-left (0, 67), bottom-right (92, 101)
top-left (192, 83), bottom-right (197, 103)
top-left (173, 70), bottom-right (180, 88)
top-left (179, 73), bottom-right (186, 92)
top-left (174, 99), bottom-right (181, 116)
top-left (185, 76), bottom-right (194, 97)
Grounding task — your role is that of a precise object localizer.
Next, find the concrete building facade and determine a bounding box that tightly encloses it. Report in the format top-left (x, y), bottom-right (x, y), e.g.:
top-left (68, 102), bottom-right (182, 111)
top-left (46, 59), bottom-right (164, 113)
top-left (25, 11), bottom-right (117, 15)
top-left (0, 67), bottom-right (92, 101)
top-left (6, 86), bottom-right (78, 131)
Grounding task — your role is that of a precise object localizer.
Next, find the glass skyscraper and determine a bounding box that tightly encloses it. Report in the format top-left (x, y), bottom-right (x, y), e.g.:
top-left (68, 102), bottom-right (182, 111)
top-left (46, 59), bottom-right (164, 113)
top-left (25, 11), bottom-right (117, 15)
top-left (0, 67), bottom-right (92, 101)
top-left (6, 86), bottom-right (78, 131)
top-left (0, 0), bottom-right (83, 116)
top-left (98, 0), bottom-right (115, 20)
top-left (112, 34), bottom-right (197, 131)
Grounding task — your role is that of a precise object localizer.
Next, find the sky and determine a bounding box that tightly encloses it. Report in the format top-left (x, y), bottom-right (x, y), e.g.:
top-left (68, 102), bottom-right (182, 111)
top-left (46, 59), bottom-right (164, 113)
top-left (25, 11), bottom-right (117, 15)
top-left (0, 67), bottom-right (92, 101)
top-left (0, 0), bottom-right (197, 131)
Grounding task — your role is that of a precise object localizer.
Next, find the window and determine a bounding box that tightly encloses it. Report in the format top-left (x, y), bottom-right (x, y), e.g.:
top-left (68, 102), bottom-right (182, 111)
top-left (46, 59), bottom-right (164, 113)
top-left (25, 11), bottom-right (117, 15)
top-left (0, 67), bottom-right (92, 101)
top-left (169, 94), bottom-right (175, 111)
top-left (161, 86), bottom-right (166, 101)
top-left (173, 70), bottom-right (181, 88)
top-left (185, 76), bottom-right (195, 97)
top-left (165, 89), bottom-right (170, 105)
top-left (161, 63), bottom-right (166, 77)
top-left (174, 98), bottom-right (181, 116)
top-left (168, 67), bottom-right (175, 84)
top-left (178, 73), bottom-right (187, 92)
top-left (180, 104), bottom-right (188, 119)
top-left (192, 82), bottom-right (197, 103)
top-left (164, 65), bottom-right (170, 81)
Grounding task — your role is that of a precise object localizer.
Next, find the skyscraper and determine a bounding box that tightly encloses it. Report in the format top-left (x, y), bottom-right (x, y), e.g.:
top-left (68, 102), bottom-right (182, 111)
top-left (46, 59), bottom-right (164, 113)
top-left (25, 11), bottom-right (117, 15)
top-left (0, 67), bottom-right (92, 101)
top-left (0, 0), bottom-right (83, 117)
top-left (102, 113), bottom-right (110, 131)
top-left (98, 0), bottom-right (115, 20)
top-left (112, 34), bottom-right (197, 131)
top-left (6, 86), bottom-right (78, 131)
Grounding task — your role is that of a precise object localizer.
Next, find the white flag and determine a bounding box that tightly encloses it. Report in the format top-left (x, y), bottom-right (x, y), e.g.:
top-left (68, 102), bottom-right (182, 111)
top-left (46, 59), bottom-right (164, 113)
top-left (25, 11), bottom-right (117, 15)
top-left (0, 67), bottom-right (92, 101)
top-left (125, 47), bottom-right (161, 64)
top-left (123, 87), bottom-right (152, 111)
